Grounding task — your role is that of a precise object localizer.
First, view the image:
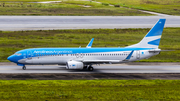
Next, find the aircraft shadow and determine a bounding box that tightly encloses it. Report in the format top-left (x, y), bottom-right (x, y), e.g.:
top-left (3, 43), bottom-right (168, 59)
top-left (67, 69), bottom-right (102, 73)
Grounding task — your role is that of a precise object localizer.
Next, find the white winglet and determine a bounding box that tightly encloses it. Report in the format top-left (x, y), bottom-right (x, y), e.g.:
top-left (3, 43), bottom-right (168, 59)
top-left (86, 38), bottom-right (94, 48)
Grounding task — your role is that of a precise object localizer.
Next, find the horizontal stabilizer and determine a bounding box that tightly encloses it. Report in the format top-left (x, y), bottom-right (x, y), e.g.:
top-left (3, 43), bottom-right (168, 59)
top-left (160, 50), bottom-right (174, 51)
top-left (149, 49), bottom-right (174, 52)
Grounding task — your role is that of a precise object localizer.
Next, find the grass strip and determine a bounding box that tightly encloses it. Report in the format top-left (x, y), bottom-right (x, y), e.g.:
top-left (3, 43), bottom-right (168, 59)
top-left (0, 0), bottom-right (59, 1)
top-left (95, 0), bottom-right (180, 15)
top-left (0, 28), bottom-right (180, 62)
top-left (0, 80), bottom-right (180, 100)
top-left (0, 2), bottom-right (151, 16)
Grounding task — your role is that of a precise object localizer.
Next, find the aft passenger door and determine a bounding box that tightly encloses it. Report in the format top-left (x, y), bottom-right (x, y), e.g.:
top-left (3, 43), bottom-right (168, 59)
top-left (136, 50), bottom-right (140, 59)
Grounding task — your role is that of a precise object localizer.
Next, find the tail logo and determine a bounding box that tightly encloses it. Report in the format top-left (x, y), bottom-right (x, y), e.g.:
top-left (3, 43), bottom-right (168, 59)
top-left (126, 19), bottom-right (166, 48)
top-left (148, 38), bottom-right (161, 46)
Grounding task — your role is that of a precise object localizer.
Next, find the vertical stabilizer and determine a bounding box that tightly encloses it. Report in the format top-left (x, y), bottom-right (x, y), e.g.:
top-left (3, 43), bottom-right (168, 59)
top-left (127, 19), bottom-right (166, 48)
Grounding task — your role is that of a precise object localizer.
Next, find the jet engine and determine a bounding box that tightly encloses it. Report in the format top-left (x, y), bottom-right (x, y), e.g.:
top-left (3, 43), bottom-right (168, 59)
top-left (66, 61), bottom-right (84, 70)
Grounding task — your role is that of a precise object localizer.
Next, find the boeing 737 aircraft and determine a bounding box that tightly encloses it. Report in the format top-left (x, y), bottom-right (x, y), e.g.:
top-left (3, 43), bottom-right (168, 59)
top-left (8, 19), bottom-right (166, 71)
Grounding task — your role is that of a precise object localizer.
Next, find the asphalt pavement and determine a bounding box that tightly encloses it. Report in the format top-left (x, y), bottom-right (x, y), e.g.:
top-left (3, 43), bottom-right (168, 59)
top-left (0, 16), bottom-right (180, 31)
top-left (0, 64), bottom-right (180, 73)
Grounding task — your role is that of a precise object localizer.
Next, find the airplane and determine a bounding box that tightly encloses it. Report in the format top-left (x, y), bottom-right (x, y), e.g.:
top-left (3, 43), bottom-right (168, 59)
top-left (8, 19), bottom-right (166, 71)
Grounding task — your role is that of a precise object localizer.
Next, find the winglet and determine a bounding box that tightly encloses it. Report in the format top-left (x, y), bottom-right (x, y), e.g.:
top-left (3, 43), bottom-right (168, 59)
top-left (86, 38), bottom-right (94, 48)
top-left (124, 50), bottom-right (134, 61)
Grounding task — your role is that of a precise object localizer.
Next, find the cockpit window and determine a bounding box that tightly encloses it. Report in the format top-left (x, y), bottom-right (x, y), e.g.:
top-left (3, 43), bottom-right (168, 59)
top-left (15, 53), bottom-right (22, 56)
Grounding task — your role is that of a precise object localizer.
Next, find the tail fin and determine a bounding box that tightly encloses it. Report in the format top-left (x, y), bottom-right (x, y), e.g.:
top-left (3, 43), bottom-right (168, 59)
top-left (127, 19), bottom-right (166, 49)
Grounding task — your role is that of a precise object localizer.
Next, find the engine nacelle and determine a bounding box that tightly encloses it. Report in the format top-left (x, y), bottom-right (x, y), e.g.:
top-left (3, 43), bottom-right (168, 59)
top-left (66, 61), bottom-right (84, 70)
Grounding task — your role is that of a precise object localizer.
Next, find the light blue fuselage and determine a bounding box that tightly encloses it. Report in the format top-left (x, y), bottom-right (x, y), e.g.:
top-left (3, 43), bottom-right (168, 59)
top-left (8, 47), bottom-right (157, 66)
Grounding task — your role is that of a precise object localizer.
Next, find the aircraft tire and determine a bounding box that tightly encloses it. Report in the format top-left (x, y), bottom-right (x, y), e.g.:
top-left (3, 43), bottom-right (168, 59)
top-left (22, 66), bottom-right (26, 70)
top-left (88, 67), bottom-right (93, 71)
top-left (83, 66), bottom-right (88, 69)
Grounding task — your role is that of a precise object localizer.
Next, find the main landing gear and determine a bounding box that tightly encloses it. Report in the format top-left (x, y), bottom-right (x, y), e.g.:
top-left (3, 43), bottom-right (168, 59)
top-left (83, 65), bottom-right (94, 71)
top-left (88, 66), bottom-right (94, 71)
top-left (22, 66), bottom-right (26, 70)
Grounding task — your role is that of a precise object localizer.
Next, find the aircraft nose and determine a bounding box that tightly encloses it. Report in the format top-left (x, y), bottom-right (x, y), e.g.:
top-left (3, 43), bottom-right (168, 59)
top-left (7, 55), bottom-right (15, 62)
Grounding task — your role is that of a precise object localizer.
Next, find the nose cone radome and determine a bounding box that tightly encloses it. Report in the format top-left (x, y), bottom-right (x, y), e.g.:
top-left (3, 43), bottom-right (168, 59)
top-left (7, 55), bottom-right (16, 63)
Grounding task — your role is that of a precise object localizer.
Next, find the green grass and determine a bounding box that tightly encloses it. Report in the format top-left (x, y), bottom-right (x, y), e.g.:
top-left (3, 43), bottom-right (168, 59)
top-left (0, 28), bottom-right (180, 62)
top-left (0, 80), bottom-right (180, 100)
top-left (0, 0), bottom-right (59, 1)
top-left (95, 0), bottom-right (180, 15)
top-left (0, 2), bottom-right (152, 16)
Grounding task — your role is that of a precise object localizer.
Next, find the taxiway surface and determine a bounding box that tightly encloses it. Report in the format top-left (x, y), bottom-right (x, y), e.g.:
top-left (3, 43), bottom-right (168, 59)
top-left (0, 16), bottom-right (180, 31)
top-left (0, 64), bottom-right (180, 73)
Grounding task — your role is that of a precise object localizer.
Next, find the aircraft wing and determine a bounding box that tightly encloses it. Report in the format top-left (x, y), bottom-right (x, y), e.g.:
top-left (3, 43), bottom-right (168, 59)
top-left (86, 38), bottom-right (94, 48)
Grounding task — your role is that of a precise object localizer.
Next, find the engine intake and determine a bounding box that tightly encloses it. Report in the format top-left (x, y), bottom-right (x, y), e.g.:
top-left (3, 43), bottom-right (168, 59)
top-left (66, 61), bottom-right (84, 70)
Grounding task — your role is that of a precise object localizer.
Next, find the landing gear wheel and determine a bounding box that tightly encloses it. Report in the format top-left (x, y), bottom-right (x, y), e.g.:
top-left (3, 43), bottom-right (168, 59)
top-left (83, 66), bottom-right (88, 69)
top-left (88, 67), bottom-right (94, 71)
top-left (22, 66), bottom-right (26, 70)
